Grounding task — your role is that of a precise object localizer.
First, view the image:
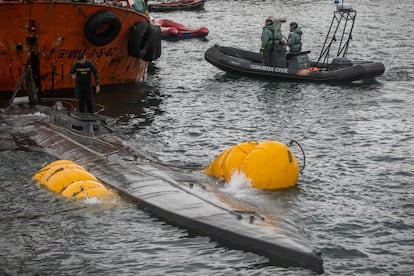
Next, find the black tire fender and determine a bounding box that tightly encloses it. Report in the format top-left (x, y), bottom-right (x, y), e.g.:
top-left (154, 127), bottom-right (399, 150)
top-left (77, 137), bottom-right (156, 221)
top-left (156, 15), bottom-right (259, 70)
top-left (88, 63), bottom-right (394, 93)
top-left (85, 11), bottom-right (121, 46)
top-left (142, 25), bottom-right (162, 62)
top-left (127, 22), bottom-right (152, 59)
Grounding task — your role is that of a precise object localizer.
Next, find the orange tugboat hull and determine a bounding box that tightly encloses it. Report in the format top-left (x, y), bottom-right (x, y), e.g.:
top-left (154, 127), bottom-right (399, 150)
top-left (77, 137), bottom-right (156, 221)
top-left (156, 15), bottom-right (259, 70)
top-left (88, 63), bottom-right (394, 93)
top-left (0, 1), bottom-right (159, 95)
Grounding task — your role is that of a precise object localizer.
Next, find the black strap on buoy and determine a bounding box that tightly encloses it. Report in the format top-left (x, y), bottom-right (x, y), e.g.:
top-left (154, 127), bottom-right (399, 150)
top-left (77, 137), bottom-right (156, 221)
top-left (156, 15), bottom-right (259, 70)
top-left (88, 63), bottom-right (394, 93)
top-left (288, 139), bottom-right (306, 174)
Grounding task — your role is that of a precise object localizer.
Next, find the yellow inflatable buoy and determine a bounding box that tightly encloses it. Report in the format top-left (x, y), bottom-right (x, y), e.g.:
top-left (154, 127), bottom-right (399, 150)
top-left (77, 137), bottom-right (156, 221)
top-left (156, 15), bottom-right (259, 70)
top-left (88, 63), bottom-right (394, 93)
top-left (205, 140), bottom-right (301, 190)
top-left (72, 187), bottom-right (113, 199)
top-left (33, 160), bottom-right (114, 200)
top-left (242, 141), bottom-right (299, 189)
top-left (204, 147), bottom-right (232, 179)
top-left (222, 141), bottom-right (258, 182)
top-left (33, 160), bottom-right (80, 182)
top-left (37, 163), bottom-right (88, 185)
top-left (205, 141), bottom-right (259, 181)
top-left (44, 168), bottom-right (98, 193)
top-left (62, 180), bottom-right (112, 199)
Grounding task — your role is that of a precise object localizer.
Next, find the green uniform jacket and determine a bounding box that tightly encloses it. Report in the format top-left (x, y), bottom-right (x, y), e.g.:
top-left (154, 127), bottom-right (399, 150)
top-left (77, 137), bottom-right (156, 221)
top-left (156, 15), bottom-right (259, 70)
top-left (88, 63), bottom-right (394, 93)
top-left (261, 25), bottom-right (283, 49)
top-left (287, 27), bottom-right (302, 52)
top-left (132, 0), bottom-right (147, 13)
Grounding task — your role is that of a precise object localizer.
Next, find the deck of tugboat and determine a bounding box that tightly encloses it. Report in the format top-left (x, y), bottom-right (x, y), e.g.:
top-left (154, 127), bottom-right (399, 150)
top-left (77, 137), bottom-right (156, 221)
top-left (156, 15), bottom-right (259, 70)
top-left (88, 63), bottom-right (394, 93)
top-left (0, 106), bottom-right (324, 274)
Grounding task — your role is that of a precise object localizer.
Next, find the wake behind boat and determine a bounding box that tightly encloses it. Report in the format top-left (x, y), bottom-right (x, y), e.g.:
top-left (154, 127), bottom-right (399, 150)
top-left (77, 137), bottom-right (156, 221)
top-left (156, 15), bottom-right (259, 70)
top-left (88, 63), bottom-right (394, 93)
top-left (1, 105), bottom-right (324, 274)
top-left (204, 3), bottom-right (385, 83)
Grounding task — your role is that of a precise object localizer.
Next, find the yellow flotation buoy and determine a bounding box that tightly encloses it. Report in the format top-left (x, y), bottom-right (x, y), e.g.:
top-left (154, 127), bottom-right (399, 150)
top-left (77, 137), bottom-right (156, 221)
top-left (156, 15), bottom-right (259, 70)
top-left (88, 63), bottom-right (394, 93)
top-left (33, 160), bottom-right (81, 181)
top-left (33, 160), bottom-right (113, 200)
top-left (43, 168), bottom-right (98, 193)
top-left (205, 140), bottom-right (301, 190)
top-left (204, 141), bottom-right (259, 181)
top-left (37, 163), bottom-right (88, 185)
top-left (204, 147), bottom-right (232, 179)
top-left (243, 141), bottom-right (299, 189)
top-left (61, 180), bottom-right (112, 199)
top-left (222, 141), bottom-right (258, 182)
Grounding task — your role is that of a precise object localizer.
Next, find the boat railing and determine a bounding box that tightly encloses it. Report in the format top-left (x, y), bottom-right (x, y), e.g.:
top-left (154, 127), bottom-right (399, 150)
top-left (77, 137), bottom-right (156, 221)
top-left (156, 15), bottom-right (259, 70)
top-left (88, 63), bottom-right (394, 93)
top-left (85, 0), bottom-right (131, 8)
top-left (91, 0), bottom-right (129, 7)
top-left (315, 0), bottom-right (357, 70)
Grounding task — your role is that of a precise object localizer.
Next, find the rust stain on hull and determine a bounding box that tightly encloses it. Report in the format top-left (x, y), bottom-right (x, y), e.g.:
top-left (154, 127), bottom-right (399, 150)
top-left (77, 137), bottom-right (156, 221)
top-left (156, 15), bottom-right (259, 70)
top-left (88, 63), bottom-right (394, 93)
top-left (0, 2), bottom-right (149, 94)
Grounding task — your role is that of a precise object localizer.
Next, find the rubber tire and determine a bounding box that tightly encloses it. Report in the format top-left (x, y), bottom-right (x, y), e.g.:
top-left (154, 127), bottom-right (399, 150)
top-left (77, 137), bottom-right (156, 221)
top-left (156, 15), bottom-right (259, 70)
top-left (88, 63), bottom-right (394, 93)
top-left (127, 22), bottom-right (152, 59)
top-left (142, 25), bottom-right (162, 62)
top-left (85, 11), bottom-right (121, 46)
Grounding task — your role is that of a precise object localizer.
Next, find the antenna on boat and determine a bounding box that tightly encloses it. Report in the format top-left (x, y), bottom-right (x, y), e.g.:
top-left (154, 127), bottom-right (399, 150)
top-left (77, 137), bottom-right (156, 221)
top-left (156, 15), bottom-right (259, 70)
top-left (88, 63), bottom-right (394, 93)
top-left (26, 18), bottom-right (42, 99)
top-left (315, 0), bottom-right (357, 68)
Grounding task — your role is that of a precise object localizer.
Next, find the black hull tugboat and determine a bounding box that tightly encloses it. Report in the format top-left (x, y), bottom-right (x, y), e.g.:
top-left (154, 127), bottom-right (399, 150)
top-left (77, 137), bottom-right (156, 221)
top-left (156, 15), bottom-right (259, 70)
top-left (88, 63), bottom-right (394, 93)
top-left (205, 3), bottom-right (385, 83)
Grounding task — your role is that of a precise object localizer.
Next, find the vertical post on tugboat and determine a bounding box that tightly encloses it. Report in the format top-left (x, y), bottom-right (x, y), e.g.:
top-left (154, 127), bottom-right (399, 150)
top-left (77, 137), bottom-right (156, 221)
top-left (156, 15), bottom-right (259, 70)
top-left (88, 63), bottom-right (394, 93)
top-left (7, 16), bottom-right (41, 108)
top-left (51, 63), bottom-right (55, 97)
top-left (26, 19), bottom-right (42, 99)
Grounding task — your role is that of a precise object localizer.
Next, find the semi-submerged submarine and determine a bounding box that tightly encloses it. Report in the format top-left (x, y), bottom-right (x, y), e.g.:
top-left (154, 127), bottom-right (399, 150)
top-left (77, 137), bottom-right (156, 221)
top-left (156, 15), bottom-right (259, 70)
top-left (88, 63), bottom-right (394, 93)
top-left (1, 104), bottom-right (324, 274)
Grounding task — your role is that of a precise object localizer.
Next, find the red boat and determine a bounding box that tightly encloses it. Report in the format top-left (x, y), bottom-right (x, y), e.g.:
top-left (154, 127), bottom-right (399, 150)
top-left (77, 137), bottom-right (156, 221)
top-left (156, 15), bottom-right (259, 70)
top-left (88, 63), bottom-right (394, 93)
top-left (153, 19), bottom-right (208, 40)
top-left (148, 0), bottom-right (206, 12)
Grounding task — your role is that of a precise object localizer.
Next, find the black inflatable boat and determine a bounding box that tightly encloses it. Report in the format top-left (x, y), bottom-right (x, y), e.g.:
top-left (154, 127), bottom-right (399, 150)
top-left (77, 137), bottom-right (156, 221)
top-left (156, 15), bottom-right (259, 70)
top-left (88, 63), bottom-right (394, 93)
top-left (204, 45), bottom-right (385, 83)
top-left (205, 3), bottom-right (385, 83)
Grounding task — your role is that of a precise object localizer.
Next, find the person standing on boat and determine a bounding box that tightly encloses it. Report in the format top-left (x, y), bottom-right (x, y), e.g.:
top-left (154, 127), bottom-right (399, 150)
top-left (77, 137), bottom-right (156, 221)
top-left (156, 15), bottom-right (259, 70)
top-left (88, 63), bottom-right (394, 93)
top-left (260, 18), bottom-right (286, 67)
top-left (287, 22), bottom-right (302, 53)
top-left (70, 53), bottom-right (100, 113)
top-left (131, 0), bottom-right (149, 18)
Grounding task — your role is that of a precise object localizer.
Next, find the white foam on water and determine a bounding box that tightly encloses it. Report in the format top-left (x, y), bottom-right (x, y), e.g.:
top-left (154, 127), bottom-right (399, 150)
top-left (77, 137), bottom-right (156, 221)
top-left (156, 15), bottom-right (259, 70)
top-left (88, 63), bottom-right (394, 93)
top-left (220, 171), bottom-right (253, 200)
top-left (83, 197), bottom-right (102, 205)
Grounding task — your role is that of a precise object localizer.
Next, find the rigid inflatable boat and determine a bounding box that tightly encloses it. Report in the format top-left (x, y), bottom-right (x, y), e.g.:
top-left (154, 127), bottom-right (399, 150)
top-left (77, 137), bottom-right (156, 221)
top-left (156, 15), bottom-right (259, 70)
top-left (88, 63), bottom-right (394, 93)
top-left (1, 105), bottom-right (324, 274)
top-left (204, 4), bottom-right (385, 83)
top-left (204, 45), bottom-right (385, 83)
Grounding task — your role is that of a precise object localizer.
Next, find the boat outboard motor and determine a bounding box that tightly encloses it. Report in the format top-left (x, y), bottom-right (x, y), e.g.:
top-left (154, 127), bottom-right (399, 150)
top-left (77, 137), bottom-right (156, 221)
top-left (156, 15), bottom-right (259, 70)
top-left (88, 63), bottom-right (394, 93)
top-left (273, 45), bottom-right (287, 68)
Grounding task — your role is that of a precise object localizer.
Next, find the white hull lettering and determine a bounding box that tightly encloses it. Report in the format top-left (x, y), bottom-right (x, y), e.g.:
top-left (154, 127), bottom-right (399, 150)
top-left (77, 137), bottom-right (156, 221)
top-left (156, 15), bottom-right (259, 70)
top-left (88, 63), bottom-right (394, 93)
top-left (249, 64), bottom-right (288, 73)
